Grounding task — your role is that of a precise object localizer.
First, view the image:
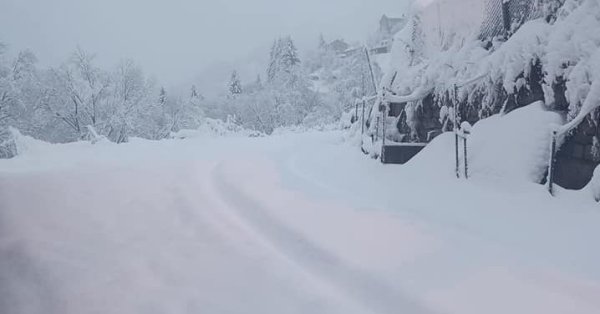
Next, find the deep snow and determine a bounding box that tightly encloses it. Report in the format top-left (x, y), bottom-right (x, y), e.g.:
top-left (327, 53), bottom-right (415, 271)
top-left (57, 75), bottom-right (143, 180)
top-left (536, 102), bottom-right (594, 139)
top-left (0, 128), bottom-right (599, 314)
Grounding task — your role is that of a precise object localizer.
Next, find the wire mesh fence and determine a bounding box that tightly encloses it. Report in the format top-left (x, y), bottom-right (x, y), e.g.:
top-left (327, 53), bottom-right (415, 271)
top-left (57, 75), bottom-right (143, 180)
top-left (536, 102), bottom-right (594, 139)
top-left (480, 0), bottom-right (506, 39)
top-left (479, 0), bottom-right (550, 40)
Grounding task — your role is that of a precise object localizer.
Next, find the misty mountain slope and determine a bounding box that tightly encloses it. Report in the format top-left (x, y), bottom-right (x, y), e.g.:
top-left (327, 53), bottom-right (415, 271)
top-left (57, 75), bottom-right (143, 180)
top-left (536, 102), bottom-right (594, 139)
top-left (1, 132), bottom-right (599, 314)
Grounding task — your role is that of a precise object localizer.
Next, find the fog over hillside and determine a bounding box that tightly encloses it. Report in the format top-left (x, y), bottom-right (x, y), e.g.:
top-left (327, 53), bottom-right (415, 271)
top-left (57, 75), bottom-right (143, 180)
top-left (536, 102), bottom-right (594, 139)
top-left (0, 0), bottom-right (409, 90)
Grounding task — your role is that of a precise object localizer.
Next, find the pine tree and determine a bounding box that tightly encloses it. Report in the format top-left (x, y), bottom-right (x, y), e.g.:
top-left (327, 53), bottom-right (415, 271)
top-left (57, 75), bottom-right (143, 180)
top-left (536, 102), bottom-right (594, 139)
top-left (191, 85), bottom-right (198, 98)
top-left (159, 87), bottom-right (167, 105)
top-left (228, 70), bottom-right (242, 97)
top-left (318, 34), bottom-right (327, 50)
top-left (280, 36), bottom-right (301, 74)
top-left (267, 39), bottom-right (282, 83)
top-left (266, 36), bottom-right (301, 86)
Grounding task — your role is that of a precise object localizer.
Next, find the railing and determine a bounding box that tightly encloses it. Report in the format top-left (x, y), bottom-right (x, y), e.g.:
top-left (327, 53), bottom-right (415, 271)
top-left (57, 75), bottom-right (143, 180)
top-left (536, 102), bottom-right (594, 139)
top-left (480, 0), bottom-right (549, 40)
top-left (452, 75), bottom-right (484, 179)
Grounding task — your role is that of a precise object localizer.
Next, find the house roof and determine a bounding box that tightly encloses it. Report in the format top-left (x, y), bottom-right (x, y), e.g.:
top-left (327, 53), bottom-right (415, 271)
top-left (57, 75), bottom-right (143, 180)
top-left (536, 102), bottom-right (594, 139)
top-left (380, 14), bottom-right (406, 35)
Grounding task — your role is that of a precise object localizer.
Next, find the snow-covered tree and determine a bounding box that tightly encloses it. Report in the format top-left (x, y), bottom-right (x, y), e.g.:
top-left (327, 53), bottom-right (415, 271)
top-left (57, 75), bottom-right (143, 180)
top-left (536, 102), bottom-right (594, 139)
top-left (191, 85), bottom-right (204, 100)
top-left (40, 47), bottom-right (111, 140)
top-left (318, 33), bottom-right (327, 50)
top-left (0, 42), bottom-right (16, 158)
top-left (159, 87), bottom-right (167, 105)
top-left (105, 59), bottom-right (151, 143)
top-left (267, 39), bottom-right (282, 83)
top-left (0, 42), bottom-right (13, 126)
top-left (228, 70), bottom-right (243, 97)
top-left (279, 36), bottom-right (301, 74)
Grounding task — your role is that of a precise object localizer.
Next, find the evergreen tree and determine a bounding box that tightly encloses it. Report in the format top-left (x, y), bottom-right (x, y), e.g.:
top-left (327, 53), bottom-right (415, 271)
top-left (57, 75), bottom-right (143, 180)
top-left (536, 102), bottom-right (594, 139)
top-left (159, 87), bottom-right (167, 105)
top-left (318, 33), bottom-right (327, 50)
top-left (191, 85), bottom-right (198, 98)
top-left (266, 36), bottom-right (302, 86)
top-left (267, 39), bottom-right (282, 83)
top-left (228, 70), bottom-right (242, 97)
top-left (279, 36), bottom-right (301, 74)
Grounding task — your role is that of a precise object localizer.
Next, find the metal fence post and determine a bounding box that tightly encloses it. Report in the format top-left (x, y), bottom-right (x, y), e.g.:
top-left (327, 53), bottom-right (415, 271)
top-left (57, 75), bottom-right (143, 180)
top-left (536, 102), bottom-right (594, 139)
top-left (548, 130), bottom-right (557, 195)
top-left (375, 116), bottom-right (380, 142)
top-left (361, 99), bottom-right (366, 135)
top-left (463, 134), bottom-right (469, 179)
top-left (381, 106), bottom-right (387, 162)
top-left (454, 84), bottom-right (460, 178)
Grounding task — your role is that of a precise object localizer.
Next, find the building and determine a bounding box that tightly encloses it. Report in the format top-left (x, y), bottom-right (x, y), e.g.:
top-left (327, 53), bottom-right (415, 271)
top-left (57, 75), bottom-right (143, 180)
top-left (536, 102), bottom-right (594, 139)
top-left (370, 15), bottom-right (407, 55)
top-left (379, 15), bottom-right (407, 39)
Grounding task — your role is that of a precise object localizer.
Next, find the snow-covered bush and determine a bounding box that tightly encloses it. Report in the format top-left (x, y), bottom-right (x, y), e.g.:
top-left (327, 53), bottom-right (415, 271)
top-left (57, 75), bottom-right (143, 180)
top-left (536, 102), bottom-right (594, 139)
top-left (0, 44), bottom-right (207, 145)
top-left (81, 125), bottom-right (108, 144)
top-left (171, 117), bottom-right (263, 139)
top-left (0, 127), bottom-right (54, 158)
top-left (0, 127), bottom-right (17, 159)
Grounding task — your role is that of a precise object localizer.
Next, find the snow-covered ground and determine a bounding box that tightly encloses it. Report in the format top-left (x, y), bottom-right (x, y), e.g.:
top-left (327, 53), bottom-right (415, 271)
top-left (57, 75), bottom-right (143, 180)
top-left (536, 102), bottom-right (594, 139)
top-left (1, 129), bottom-right (599, 314)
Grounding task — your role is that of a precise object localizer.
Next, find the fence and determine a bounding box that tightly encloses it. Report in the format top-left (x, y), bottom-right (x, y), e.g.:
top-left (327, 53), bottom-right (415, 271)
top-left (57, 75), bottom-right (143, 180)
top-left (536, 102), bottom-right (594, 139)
top-left (480, 0), bottom-right (549, 40)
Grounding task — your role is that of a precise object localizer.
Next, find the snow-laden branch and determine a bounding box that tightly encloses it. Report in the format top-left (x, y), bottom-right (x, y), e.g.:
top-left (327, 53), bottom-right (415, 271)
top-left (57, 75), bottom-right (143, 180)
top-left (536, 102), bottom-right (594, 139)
top-left (556, 80), bottom-right (600, 137)
top-left (384, 85), bottom-right (433, 103)
top-left (361, 95), bottom-right (377, 102)
top-left (455, 73), bottom-right (488, 88)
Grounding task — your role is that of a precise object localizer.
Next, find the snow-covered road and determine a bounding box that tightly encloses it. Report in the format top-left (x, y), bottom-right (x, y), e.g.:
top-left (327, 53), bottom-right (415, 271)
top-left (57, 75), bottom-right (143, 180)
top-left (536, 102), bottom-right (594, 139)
top-left (1, 131), bottom-right (599, 314)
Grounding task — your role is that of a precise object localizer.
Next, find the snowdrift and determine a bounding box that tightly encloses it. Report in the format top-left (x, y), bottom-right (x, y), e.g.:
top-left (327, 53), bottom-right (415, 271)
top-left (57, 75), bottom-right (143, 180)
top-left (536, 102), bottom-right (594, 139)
top-left (467, 101), bottom-right (563, 183)
top-left (2, 118), bottom-right (262, 162)
top-left (409, 102), bottom-right (563, 183)
top-left (3, 128), bottom-right (52, 158)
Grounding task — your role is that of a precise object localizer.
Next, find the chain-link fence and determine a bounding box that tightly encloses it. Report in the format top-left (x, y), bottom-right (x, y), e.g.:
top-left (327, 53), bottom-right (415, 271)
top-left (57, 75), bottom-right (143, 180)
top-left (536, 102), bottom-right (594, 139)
top-left (480, 0), bottom-right (506, 39)
top-left (480, 0), bottom-right (553, 40)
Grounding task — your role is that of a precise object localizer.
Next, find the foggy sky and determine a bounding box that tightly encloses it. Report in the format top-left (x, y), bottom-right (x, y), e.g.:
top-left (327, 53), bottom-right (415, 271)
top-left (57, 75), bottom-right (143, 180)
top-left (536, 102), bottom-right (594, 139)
top-left (0, 0), bottom-right (409, 90)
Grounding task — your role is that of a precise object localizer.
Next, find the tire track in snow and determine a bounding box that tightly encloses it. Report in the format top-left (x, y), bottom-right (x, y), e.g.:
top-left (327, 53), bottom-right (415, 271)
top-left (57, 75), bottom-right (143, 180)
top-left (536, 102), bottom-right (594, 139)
top-left (210, 162), bottom-right (434, 314)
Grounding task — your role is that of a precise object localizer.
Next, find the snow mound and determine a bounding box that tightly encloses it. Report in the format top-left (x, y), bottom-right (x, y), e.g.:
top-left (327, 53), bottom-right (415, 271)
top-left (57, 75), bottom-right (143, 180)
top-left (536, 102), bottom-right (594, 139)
top-left (407, 132), bottom-right (456, 178)
top-left (408, 102), bottom-right (563, 183)
top-left (468, 101), bottom-right (563, 183)
top-left (7, 128), bottom-right (53, 157)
